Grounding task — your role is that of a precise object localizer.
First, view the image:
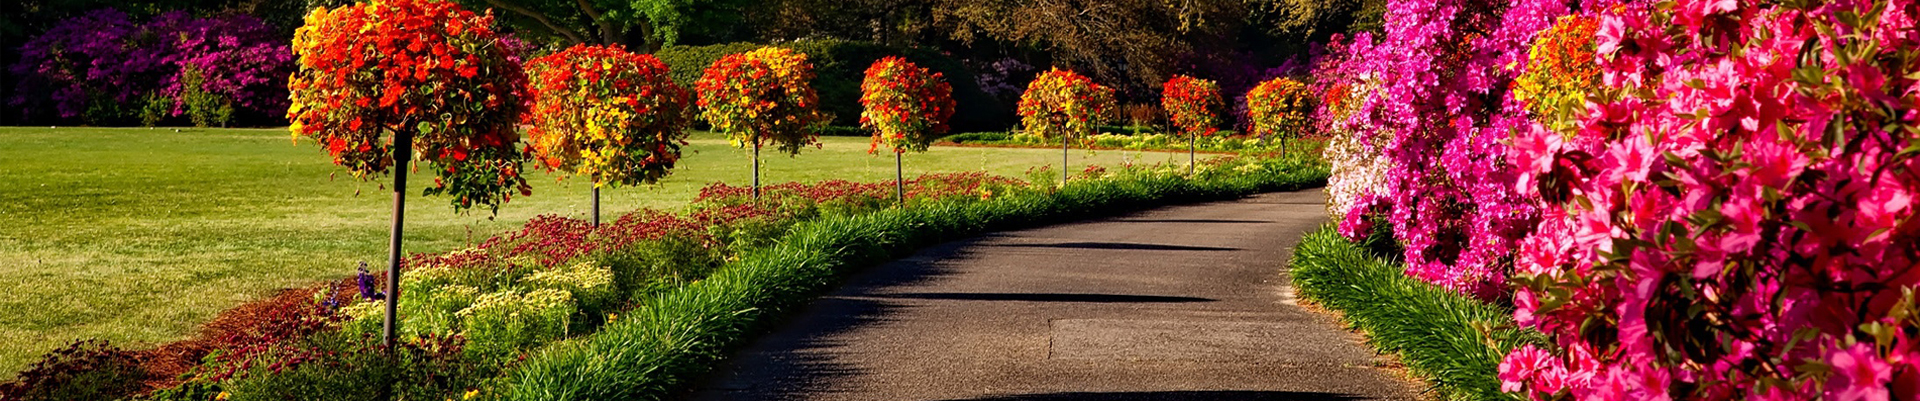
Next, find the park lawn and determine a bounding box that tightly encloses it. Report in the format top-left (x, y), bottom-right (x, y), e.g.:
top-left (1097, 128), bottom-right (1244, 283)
top-left (0, 126), bottom-right (1189, 375)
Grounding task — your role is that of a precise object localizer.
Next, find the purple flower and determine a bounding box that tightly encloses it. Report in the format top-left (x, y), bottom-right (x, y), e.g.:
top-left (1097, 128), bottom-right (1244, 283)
top-left (356, 262), bottom-right (385, 301)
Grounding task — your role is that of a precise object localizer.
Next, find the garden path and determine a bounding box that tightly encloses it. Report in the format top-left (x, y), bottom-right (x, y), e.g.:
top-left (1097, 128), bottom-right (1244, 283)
top-left (687, 188), bottom-right (1422, 401)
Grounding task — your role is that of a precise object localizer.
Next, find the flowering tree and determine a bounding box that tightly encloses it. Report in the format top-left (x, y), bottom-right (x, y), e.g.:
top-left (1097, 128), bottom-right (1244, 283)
top-left (695, 46), bottom-right (826, 199)
top-left (1244, 77), bottom-right (1314, 149)
top-left (859, 56), bottom-right (956, 201)
top-left (1018, 68), bottom-right (1115, 184)
top-left (1499, 0), bottom-right (1920, 399)
top-left (287, 0), bottom-right (532, 345)
top-left (1507, 14), bottom-right (1600, 135)
top-left (1160, 74), bottom-right (1223, 175)
top-left (526, 44), bottom-right (693, 225)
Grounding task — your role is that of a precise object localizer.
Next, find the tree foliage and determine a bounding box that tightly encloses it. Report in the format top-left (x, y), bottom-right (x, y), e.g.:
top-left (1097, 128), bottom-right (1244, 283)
top-left (525, 44), bottom-right (692, 187)
top-left (1016, 68), bottom-right (1115, 144)
top-left (694, 47), bottom-right (825, 155)
top-left (859, 56), bottom-right (954, 154)
top-left (287, 0), bottom-right (533, 212)
top-left (1159, 74), bottom-right (1222, 139)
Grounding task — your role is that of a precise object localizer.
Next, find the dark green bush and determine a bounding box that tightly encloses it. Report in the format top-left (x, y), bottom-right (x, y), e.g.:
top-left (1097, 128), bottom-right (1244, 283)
top-left (656, 39), bottom-right (1014, 132)
top-left (219, 333), bottom-right (484, 401)
top-left (0, 340), bottom-right (145, 401)
top-left (1288, 225), bottom-right (1543, 401)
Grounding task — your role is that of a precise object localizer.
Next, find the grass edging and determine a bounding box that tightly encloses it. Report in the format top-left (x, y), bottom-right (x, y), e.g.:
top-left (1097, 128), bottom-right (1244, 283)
top-left (500, 165), bottom-right (1328, 400)
top-left (1287, 225), bottom-right (1544, 401)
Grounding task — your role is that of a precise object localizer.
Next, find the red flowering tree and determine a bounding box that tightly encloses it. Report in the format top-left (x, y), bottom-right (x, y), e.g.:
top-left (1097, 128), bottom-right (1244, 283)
top-left (1160, 74), bottom-right (1223, 174)
top-left (859, 56), bottom-right (955, 201)
top-left (695, 47), bottom-right (826, 199)
top-left (525, 44), bottom-right (692, 225)
top-left (1017, 68), bottom-right (1115, 184)
top-left (287, 0), bottom-right (530, 345)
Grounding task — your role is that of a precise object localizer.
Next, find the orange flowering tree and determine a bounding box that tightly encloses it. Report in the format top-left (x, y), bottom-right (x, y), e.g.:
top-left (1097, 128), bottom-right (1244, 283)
top-left (525, 44), bottom-right (692, 225)
top-left (1160, 74), bottom-right (1223, 174)
top-left (859, 56), bottom-right (955, 201)
top-left (695, 47), bottom-right (826, 198)
top-left (1510, 14), bottom-right (1599, 134)
top-left (1245, 77), bottom-right (1315, 147)
top-left (1017, 68), bottom-right (1114, 183)
top-left (287, 0), bottom-right (530, 345)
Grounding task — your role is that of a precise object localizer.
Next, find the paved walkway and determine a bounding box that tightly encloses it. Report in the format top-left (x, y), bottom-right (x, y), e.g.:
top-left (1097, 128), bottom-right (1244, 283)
top-left (688, 189), bottom-right (1422, 401)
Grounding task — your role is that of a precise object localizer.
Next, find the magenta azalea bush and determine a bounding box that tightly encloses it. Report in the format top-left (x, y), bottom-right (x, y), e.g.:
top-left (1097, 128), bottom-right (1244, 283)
top-left (1498, 0), bottom-right (1920, 399)
top-left (1313, 0), bottom-right (1584, 298)
top-left (7, 9), bottom-right (292, 123)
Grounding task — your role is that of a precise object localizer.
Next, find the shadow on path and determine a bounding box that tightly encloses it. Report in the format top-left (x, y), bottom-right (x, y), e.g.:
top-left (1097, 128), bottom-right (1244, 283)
top-left (872, 292), bottom-right (1216, 303)
top-left (1110, 219), bottom-right (1273, 224)
top-left (996, 242), bottom-right (1240, 252)
top-left (940, 391), bottom-right (1372, 401)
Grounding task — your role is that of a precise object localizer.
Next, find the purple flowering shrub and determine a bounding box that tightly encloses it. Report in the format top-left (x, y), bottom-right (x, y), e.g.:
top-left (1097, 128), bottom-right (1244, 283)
top-left (7, 9), bottom-right (291, 125)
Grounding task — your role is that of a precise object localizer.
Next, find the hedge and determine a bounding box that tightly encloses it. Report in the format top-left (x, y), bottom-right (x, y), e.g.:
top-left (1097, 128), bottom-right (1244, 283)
top-left (1287, 224), bottom-right (1546, 401)
top-left (656, 39), bottom-right (1014, 133)
top-left (499, 156), bottom-right (1330, 400)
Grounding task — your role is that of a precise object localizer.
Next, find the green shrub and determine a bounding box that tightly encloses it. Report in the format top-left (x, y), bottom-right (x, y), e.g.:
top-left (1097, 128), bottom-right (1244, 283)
top-left (457, 289), bottom-right (575, 363)
top-left (602, 237), bottom-right (725, 299)
top-left (941, 132), bottom-right (1010, 143)
top-left (657, 39), bottom-right (1013, 132)
top-left (520, 262), bottom-right (619, 318)
top-left (1288, 225), bottom-right (1543, 401)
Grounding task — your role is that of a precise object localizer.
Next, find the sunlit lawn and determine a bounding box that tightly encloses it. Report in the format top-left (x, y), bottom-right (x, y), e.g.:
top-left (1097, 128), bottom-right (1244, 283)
top-left (0, 126), bottom-right (1198, 375)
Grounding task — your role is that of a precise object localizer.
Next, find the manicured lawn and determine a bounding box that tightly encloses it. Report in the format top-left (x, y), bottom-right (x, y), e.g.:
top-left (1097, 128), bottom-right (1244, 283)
top-left (0, 126), bottom-right (1183, 374)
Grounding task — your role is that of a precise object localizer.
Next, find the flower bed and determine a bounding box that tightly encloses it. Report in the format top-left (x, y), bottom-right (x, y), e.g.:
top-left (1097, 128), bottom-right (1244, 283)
top-left (941, 131), bottom-right (1286, 154)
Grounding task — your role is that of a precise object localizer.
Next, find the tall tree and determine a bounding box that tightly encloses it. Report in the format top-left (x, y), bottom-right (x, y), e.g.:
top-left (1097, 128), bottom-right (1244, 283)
top-left (931, 0), bottom-right (1247, 97)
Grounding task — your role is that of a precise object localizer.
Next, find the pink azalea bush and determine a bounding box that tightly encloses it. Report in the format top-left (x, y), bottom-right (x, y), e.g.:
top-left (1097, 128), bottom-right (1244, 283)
top-left (1500, 0), bottom-right (1920, 399)
top-left (1313, 0), bottom-right (1584, 297)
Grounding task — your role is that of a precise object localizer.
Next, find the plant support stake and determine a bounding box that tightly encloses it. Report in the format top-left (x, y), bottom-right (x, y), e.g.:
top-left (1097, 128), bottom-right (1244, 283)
top-left (895, 151), bottom-right (905, 203)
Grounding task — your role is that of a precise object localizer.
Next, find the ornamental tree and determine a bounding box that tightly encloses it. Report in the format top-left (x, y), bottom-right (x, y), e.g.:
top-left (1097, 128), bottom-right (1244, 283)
top-left (859, 56), bottom-right (955, 201)
top-left (1500, 1), bottom-right (1920, 399)
top-left (695, 46), bottom-right (826, 199)
top-left (1508, 14), bottom-right (1600, 135)
top-left (1017, 68), bottom-right (1115, 184)
top-left (525, 44), bottom-right (693, 225)
top-left (1244, 77), bottom-right (1314, 147)
top-left (287, 0), bottom-right (531, 345)
top-left (1161, 75), bottom-right (1223, 175)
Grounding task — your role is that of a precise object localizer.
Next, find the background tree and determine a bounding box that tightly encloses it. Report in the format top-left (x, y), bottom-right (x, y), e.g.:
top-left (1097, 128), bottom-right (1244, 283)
top-left (695, 46), bottom-right (825, 199)
top-left (1017, 68), bottom-right (1113, 184)
top-left (859, 56), bottom-right (955, 202)
top-left (1160, 74), bottom-right (1222, 175)
top-left (447, 0), bottom-right (753, 51)
top-left (286, 0), bottom-right (532, 345)
top-left (525, 44), bottom-right (692, 226)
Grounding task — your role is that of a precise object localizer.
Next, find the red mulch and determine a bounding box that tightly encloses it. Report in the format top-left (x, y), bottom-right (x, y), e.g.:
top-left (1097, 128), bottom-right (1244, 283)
top-left (129, 277), bottom-right (358, 392)
top-left (933, 141), bottom-right (1245, 155)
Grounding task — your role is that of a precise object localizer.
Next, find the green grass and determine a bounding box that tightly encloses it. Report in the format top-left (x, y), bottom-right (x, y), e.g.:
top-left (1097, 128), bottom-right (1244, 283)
top-left (1287, 225), bottom-right (1545, 401)
top-left (0, 126), bottom-right (1185, 375)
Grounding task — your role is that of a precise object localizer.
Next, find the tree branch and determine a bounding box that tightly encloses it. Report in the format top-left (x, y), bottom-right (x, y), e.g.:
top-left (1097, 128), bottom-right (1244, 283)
top-left (573, 0), bottom-right (621, 45)
top-left (482, 0), bottom-right (587, 44)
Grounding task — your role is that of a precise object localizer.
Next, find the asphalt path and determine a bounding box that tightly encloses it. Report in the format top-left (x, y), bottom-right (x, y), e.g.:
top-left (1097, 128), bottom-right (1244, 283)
top-left (687, 188), bottom-right (1422, 401)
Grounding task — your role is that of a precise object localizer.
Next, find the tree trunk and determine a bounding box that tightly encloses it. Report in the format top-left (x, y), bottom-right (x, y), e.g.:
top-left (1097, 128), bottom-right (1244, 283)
top-left (1061, 135), bottom-right (1069, 185)
top-left (1189, 135), bottom-right (1196, 176)
top-left (591, 186), bottom-right (601, 227)
top-left (752, 143), bottom-right (762, 200)
top-left (383, 129), bottom-right (412, 348)
top-left (895, 151), bottom-right (904, 204)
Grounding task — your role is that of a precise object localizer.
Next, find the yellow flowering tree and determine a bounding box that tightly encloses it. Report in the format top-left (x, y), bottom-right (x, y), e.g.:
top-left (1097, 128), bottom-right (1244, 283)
top-left (525, 44), bottom-right (693, 225)
top-left (694, 47), bottom-right (826, 199)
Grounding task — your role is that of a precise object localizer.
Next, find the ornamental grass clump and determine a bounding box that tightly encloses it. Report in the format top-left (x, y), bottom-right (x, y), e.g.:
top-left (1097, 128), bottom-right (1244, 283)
top-left (1161, 75), bottom-right (1225, 175)
top-left (860, 56), bottom-right (956, 201)
top-left (1499, 0), bottom-right (1920, 399)
top-left (525, 44), bottom-right (692, 225)
top-left (695, 47), bottom-right (827, 199)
